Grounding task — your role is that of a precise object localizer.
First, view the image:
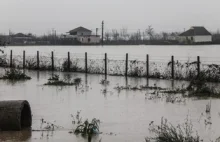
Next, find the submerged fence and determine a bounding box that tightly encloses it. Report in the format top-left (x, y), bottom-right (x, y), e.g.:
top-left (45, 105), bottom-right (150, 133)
top-left (1, 50), bottom-right (220, 81)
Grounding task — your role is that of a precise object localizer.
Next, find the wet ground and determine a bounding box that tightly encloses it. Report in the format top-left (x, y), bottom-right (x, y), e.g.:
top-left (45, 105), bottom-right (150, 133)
top-left (0, 69), bottom-right (220, 142)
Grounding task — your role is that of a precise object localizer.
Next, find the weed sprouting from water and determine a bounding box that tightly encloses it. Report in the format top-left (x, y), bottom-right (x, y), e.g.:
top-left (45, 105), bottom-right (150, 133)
top-left (146, 117), bottom-right (201, 142)
top-left (187, 74), bottom-right (220, 97)
top-left (0, 69), bottom-right (31, 80)
top-left (100, 79), bottom-right (109, 86)
top-left (73, 78), bottom-right (82, 86)
top-left (44, 80), bottom-right (74, 86)
top-left (69, 111), bottom-right (101, 142)
top-left (74, 118), bottom-right (100, 135)
top-left (48, 74), bottom-right (59, 81)
top-left (44, 74), bottom-right (82, 86)
top-left (114, 84), bottom-right (166, 91)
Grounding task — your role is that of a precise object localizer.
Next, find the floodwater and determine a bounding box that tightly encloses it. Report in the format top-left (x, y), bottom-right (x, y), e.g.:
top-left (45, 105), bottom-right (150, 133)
top-left (0, 69), bottom-right (220, 142)
top-left (4, 45), bottom-right (220, 63)
top-left (1, 45), bottom-right (220, 142)
top-left (5, 45), bottom-right (220, 57)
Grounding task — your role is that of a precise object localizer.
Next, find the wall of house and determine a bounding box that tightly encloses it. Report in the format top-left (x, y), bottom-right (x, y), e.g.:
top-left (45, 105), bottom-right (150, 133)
top-left (77, 36), bottom-right (100, 44)
top-left (194, 36), bottom-right (212, 43)
top-left (178, 35), bottom-right (212, 43)
top-left (178, 36), bottom-right (193, 43)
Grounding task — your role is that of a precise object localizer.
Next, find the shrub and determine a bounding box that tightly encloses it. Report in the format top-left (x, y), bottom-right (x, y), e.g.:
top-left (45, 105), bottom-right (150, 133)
top-left (73, 78), bottom-right (82, 86)
top-left (74, 118), bottom-right (100, 135)
top-left (100, 79), bottom-right (109, 85)
top-left (187, 74), bottom-right (220, 97)
top-left (44, 74), bottom-right (74, 86)
top-left (146, 117), bottom-right (201, 142)
top-left (0, 69), bottom-right (31, 80)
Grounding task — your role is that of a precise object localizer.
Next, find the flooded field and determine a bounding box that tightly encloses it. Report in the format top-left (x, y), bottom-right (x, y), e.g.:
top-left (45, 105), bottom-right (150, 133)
top-left (0, 68), bottom-right (220, 142)
top-left (5, 45), bottom-right (220, 58)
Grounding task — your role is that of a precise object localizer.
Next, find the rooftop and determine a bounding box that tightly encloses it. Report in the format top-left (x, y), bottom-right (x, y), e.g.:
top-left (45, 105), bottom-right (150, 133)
top-left (179, 26), bottom-right (212, 36)
top-left (68, 27), bottom-right (92, 33)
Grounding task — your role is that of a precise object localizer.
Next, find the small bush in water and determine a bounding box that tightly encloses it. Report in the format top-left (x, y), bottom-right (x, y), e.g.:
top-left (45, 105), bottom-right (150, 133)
top-left (74, 118), bottom-right (100, 135)
top-left (48, 74), bottom-right (59, 81)
top-left (44, 74), bottom-right (74, 86)
top-left (0, 69), bottom-right (31, 80)
top-left (100, 79), bottom-right (109, 85)
top-left (187, 73), bottom-right (220, 97)
top-left (73, 78), bottom-right (82, 86)
top-left (146, 117), bottom-right (201, 142)
top-left (44, 74), bottom-right (82, 86)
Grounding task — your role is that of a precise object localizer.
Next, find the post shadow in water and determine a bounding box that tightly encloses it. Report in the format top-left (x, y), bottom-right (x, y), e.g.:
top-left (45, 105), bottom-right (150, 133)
top-left (171, 80), bottom-right (174, 89)
top-left (37, 71), bottom-right (40, 81)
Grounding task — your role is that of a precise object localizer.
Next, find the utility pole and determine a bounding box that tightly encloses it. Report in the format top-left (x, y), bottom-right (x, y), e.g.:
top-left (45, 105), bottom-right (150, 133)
top-left (54, 30), bottom-right (57, 45)
top-left (96, 28), bottom-right (98, 37)
top-left (102, 21), bottom-right (104, 46)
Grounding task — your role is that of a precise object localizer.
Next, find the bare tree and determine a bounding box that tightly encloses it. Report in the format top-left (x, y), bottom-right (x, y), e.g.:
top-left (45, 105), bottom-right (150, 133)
top-left (104, 32), bottom-right (111, 42)
top-left (120, 28), bottom-right (129, 41)
top-left (112, 29), bottom-right (119, 41)
top-left (146, 25), bottom-right (154, 40)
top-left (162, 32), bottom-right (168, 40)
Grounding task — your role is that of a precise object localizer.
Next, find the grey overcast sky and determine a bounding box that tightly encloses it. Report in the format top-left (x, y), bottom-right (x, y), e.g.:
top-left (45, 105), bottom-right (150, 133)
top-left (0, 0), bottom-right (219, 35)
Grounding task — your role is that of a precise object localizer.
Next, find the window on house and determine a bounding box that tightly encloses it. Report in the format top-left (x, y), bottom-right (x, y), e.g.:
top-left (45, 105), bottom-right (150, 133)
top-left (82, 38), bottom-right (83, 41)
top-left (191, 37), bottom-right (193, 41)
top-left (81, 33), bottom-right (83, 36)
top-left (88, 38), bottom-right (91, 42)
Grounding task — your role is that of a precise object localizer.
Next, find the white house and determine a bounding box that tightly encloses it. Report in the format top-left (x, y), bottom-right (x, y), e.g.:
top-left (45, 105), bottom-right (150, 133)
top-left (178, 26), bottom-right (212, 44)
top-left (62, 27), bottom-right (100, 44)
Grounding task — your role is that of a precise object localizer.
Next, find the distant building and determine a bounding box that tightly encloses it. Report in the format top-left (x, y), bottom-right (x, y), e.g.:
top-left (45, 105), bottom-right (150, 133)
top-left (12, 33), bottom-right (35, 45)
top-left (178, 26), bottom-right (212, 44)
top-left (61, 27), bottom-right (100, 44)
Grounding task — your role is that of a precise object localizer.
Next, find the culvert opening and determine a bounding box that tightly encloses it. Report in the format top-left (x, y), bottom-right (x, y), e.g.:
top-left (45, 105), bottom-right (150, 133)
top-left (21, 103), bottom-right (32, 129)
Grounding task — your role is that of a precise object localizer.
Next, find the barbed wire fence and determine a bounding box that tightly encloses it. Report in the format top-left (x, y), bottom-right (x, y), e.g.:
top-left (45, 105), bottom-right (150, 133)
top-left (1, 50), bottom-right (220, 81)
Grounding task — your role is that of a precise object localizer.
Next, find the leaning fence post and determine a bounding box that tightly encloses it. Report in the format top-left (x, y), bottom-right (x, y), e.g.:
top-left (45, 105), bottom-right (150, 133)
top-left (68, 52), bottom-right (70, 71)
top-left (146, 54), bottom-right (149, 78)
top-left (85, 52), bottom-right (87, 73)
top-left (10, 50), bottom-right (12, 68)
top-left (23, 50), bottom-right (25, 69)
top-left (171, 55), bottom-right (174, 79)
top-left (51, 51), bottom-right (54, 71)
top-left (125, 53), bottom-right (128, 77)
top-left (105, 53), bottom-right (107, 78)
top-left (197, 56), bottom-right (200, 78)
top-left (37, 51), bottom-right (39, 70)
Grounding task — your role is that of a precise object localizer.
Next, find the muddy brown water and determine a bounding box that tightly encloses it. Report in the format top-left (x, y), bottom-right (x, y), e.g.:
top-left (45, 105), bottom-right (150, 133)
top-left (0, 69), bottom-right (220, 142)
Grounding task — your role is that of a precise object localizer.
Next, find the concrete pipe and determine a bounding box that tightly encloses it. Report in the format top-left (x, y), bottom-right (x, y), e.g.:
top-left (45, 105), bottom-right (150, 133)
top-left (0, 100), bottom-right (32, 131)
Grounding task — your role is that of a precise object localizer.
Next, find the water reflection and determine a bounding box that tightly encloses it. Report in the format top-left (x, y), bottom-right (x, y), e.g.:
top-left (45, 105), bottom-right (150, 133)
top-left (171, 80), bottom-right (174, 89)
top-left (0, 129), bottom-right (31, 142)
top-left (37, 71), bottom-right (40, 81)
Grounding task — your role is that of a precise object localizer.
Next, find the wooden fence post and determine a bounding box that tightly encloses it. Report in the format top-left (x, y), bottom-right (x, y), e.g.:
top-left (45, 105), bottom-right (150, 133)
top-left (68, 52), bottom-right (70, 71)
top-left (51, 51), bottom-right (54, 71)
top-left (105, 53), bottom-right (107, 78)
top-left (10, 50), bottom-right (12, 68)
top-left (37, 51), bottom-right (39, 70)
top-left (23, 50), bottom-right (25, 69)
top-left (146, 54), bottom-right (149, 78)
top-left (171, 55), bottom-right (174, 79)
top-left (125, 53), bottom-right (128, 77)
top-left (197, 56), bottom-right (200, 78)
top-left (85, 52), bottom-right (87, 73)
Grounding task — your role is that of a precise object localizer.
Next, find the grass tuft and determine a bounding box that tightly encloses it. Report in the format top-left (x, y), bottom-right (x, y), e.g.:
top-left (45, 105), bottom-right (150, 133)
top-left (146, 117), bottom-right (201, 142)
top-left (0, 69), bottom-right (31, 80)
